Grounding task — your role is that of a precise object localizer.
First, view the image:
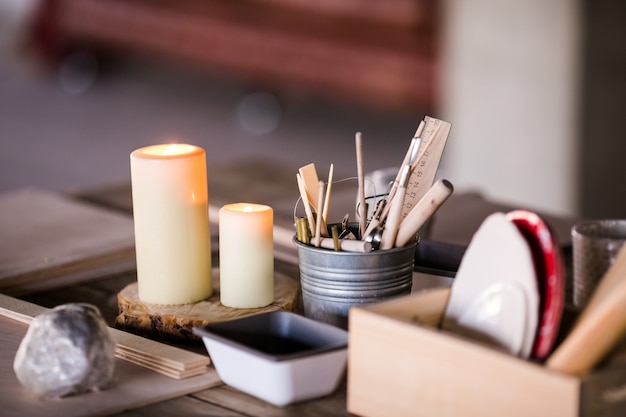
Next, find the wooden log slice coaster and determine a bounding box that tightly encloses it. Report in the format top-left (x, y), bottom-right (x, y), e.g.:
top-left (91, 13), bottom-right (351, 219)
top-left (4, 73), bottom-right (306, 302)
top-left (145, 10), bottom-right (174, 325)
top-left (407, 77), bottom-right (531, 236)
top-left (116, 269), bottom-right (300, 341)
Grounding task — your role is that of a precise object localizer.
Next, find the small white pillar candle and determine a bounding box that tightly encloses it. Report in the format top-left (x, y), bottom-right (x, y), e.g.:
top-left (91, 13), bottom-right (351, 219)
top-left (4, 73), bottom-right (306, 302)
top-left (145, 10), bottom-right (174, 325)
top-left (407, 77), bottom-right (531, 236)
top-left (219, 203), bottom-right (274, 308)
top-left (130, 143), bottom-right (212, 305)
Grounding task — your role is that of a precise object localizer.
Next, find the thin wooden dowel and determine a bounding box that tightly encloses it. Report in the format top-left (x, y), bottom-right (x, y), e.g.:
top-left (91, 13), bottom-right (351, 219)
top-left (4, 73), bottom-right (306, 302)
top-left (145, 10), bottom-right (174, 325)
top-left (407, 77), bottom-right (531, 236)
top-left (322, 163), bottom-right (334, 226)
top-left (355, 132), bottom-right (367, 238)
top-left (546, 244), bottom-right (626, 375)
top-left (315, 180), bottom-right (325, 247)
top-left (395, 179), bottom-right (454, 247)
top-left (319, 237), bottom-right (372, 252)
top-left (379, 166), bottom-right (409, 250)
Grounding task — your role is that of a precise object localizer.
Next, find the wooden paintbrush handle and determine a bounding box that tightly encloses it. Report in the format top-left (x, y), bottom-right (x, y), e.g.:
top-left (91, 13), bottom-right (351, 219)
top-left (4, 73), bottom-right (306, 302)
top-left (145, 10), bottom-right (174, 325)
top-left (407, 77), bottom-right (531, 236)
top-left (546, 245), bottom-right (626, 375)
top-left (577, 243), bottom-right (626, 322)
top-left (314, 180), bottom-right (325, 247)
top-left (395, 179), bottom-right (454, 248)
top-left (319, 238), bottom-right (372, 252)
top-left (355, 132), bottom-right (367, 238)
top-left (379, 185), bottom-right (405, 250)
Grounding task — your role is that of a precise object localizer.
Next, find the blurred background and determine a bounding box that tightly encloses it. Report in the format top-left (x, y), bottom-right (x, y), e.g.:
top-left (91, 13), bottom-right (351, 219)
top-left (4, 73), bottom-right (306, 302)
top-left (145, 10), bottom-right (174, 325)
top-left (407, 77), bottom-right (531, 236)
top-left (0, 0), bottom-right (624, 219)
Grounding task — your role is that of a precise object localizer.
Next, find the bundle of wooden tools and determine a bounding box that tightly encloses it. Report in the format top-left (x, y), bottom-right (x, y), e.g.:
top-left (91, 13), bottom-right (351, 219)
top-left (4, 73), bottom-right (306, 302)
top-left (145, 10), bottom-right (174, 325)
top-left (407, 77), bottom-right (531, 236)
top-left (295, 116), bottom-right (454, 252)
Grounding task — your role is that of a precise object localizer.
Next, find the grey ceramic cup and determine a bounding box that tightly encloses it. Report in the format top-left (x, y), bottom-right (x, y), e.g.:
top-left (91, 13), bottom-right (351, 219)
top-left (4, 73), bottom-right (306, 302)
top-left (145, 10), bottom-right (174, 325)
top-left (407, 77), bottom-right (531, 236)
top-left (572, 219), bottom-right (626, 308)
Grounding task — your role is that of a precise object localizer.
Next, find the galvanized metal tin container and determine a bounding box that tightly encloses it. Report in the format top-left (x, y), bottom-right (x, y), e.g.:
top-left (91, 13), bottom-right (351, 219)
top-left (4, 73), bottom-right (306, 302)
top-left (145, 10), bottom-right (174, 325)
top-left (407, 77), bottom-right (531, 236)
top-left (295, 239), bottom-right (417, 329)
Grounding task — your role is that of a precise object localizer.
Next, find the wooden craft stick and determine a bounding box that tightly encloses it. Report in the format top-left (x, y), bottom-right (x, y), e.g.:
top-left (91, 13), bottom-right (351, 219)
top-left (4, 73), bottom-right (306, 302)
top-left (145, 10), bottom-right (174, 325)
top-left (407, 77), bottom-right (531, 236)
top-left (299, 163), bottom-right (327, 236)
top-left (379, 165), bottom-right (409, 250)
top-left (298, 163), bottom-right (321, 209)
top-left (576, 243), bottom-right (626, 322)
top-left (296, 173), bottom-right (316, 236)
top-left (322, 163), bottom-right (334, 226)
top-left (395, 179), bottom-right (454, 247)
top-left (546, 245), bottom-right (626, 375)
top-left (319, 237), bottom-right (372, 252)
top-left (315, 180), bottom-right (325, 247)
top-left (355, 132), bottom-right (367, 238)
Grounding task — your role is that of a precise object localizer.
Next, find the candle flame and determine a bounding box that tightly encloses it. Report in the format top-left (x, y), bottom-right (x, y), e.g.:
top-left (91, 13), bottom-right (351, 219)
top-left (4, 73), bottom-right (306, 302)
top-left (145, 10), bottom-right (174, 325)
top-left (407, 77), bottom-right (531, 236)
top-left (135, 143), bottom-right (201, 158)
top-left (164, 144), bottom-right (179, 155)
top-left (225, 203), bottom-right (271, 214)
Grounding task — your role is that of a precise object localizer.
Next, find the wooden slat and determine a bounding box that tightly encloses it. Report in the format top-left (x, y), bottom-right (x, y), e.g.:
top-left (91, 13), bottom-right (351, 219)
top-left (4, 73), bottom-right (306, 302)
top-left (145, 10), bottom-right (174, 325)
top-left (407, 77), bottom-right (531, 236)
top-left (0, 315), bottom-right (222, 417)
top-left (0, 188), bottom-right (136, 296)
top-left (0, 293), bottom-right (213, 380)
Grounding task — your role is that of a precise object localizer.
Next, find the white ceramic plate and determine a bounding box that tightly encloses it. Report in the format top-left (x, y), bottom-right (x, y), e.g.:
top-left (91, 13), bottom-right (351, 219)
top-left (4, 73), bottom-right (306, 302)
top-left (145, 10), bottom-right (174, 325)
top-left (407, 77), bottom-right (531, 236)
top-left (442, 213), bottom-right (539, 358)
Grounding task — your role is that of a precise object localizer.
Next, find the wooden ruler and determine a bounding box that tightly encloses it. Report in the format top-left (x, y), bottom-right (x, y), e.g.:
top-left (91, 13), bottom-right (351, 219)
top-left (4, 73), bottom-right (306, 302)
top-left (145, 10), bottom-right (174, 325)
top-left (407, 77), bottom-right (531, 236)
top-left (362, 116), bottom-right (451, 242)
top-left (400, 116), bottom-right (451, 218)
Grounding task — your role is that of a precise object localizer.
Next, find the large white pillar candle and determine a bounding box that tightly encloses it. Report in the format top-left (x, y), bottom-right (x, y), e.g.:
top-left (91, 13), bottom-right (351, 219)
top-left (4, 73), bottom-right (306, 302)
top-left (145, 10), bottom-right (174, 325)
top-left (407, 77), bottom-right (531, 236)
top-left (130, 143), bottom-right (212, 305)
top-left (219, 203), bottom-right (274, 308)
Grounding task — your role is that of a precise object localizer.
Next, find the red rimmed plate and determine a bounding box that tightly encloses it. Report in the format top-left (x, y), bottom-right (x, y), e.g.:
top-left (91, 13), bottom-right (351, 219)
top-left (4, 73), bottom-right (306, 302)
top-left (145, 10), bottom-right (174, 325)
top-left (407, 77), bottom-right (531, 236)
top-left (507, 210), bottom-right (565, 360)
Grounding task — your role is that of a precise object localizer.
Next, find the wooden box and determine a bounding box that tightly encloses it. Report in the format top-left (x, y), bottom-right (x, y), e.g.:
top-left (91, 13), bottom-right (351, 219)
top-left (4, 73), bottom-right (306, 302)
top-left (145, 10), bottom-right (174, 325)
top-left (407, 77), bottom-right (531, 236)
top-left (347, 288), bottom-right (626, 417)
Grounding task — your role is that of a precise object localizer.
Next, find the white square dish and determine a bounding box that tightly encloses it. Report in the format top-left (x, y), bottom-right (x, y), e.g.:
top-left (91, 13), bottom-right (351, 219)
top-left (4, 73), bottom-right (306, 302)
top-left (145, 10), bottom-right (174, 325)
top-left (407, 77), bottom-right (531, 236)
top-left (193, 311), bottom-right (348, 406)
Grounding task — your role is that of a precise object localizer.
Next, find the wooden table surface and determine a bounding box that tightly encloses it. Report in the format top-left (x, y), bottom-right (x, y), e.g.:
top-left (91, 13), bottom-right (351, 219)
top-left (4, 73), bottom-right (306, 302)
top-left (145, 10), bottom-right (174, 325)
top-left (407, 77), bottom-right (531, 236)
top-left (5, 158), bottom-right (356, 416)
top-left (20, 260), bottom-right (347, 417)
top-left (5, 158), bottom-right (580, 416)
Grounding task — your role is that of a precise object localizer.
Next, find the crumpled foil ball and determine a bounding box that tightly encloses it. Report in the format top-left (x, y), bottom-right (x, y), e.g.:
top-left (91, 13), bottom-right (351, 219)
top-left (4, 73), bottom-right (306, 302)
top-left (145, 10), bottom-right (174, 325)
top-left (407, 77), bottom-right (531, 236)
top-left (13, 303), bottom-right (116, 398)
